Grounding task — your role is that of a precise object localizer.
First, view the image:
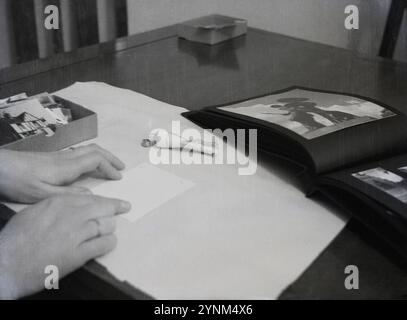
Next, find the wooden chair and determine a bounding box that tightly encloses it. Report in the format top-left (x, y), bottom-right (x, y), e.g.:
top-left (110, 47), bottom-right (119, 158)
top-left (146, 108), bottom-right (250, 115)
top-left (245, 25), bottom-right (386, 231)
top-left (379, 0), bottom-right (407, 59)
top-left (8, 0), bottom-right (128, 65)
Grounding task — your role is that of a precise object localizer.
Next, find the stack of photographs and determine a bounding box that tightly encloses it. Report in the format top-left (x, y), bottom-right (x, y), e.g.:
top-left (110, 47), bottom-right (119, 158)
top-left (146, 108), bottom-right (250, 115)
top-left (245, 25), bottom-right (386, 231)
top-left (0, 93), bottom-right (73, 145)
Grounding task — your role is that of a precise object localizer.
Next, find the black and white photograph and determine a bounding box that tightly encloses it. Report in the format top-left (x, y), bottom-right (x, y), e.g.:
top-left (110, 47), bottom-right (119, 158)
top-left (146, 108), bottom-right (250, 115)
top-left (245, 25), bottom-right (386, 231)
top-left (1, 0), bottom-right (407, 308)
top-left (399, 166), bottom-right (407, 175)
top-left (219, 88), bottom-right (396, 139)
top-left (0, 93), bottom-right (71, 142)
top-left (353, 167), bottom-right (407, 203)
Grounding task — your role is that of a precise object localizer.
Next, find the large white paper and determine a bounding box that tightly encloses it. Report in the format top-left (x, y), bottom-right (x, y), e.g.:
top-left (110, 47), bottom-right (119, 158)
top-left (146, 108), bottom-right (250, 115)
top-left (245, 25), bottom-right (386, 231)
top-left (92, 163), bottom-right (195, 223)
top-left (55, 82), bottom-right (348, 299)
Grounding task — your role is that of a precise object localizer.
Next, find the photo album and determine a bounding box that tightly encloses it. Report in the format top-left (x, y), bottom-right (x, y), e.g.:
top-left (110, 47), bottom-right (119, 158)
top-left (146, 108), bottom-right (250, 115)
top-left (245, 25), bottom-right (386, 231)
top-left (183, 87), bottom-right (407, 256)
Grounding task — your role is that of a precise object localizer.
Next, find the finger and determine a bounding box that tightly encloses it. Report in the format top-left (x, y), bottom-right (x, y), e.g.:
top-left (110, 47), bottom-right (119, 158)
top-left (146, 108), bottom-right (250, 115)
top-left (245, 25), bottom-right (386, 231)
top-left (69, 144), bottom-right (125, 170)
top-left (72, 153), bottom-right (123, 180)
top-left (80, 217), bottom-right (117, 243)
top-left (39, 183), bottom-right (93, 197)
top-left (79, 234), bottom-right (118, 262)
top-left (97, 157), bottom-right (123, 180)
top-left (86, 195), bottom-right (131, 219)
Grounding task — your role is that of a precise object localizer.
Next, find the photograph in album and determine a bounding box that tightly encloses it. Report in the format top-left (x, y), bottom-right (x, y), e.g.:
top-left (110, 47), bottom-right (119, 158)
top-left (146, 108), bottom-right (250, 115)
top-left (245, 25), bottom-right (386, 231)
top-left (219, 88), bottom-right (396, 140)
top-left (353, 168), bottom-right (407, 204)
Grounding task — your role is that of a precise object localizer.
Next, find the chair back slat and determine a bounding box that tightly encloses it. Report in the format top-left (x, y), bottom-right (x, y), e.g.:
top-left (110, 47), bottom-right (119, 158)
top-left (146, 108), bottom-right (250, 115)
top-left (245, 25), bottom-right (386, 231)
top-left (7, 0), bottom-right (128, 65)
top-left (379, 0), bottom-right (407, 59)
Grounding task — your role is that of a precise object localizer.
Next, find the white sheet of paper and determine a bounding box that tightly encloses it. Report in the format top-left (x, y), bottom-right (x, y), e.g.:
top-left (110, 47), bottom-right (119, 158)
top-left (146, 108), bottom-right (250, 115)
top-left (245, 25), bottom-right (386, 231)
top-left (55, 82), bottom-right (348, 299)
top-left (92, 163), bottom-right (195, 223)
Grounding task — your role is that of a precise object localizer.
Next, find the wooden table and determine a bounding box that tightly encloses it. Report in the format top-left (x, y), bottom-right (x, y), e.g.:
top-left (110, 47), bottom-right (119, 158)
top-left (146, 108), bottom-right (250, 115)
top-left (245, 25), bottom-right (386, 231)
top-left (2, 25), bottom-right (407, 300)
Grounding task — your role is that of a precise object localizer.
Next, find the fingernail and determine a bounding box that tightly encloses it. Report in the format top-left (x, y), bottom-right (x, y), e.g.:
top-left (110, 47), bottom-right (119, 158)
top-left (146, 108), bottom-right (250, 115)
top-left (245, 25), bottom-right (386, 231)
top-left (81, 188), bottom-right (93, 195)
top-left (121, 201), bottom-right (131, 211)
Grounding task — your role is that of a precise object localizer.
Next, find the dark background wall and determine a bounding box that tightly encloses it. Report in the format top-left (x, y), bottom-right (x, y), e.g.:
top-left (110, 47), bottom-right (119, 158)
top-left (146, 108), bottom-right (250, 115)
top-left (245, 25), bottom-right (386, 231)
top-left (0, 0), bottom-right (406, 69)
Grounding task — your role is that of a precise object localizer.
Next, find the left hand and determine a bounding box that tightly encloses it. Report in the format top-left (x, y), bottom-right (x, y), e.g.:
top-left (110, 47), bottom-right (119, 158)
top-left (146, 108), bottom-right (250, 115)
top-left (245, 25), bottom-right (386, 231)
top-left (0, 144), bottom-right (125, 204)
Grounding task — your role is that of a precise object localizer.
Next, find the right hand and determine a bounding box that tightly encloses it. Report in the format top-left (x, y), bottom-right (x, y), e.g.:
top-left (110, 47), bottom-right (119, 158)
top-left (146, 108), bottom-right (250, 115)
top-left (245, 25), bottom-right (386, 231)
top-left (0, 194), bottom-right (131, 300)
top-left (0, 144), bottom-right (126, 204)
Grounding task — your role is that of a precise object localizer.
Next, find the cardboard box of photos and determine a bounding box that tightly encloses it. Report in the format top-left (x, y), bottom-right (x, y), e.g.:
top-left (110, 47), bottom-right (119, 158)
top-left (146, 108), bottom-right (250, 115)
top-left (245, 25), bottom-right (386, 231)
top-left (177, 14), bottom-right (248, 45)
top-left (0, 96), bottom-right (97, 152)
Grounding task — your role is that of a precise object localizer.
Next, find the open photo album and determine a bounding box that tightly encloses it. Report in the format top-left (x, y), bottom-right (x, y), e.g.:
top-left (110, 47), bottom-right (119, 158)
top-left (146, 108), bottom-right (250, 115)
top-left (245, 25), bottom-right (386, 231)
top-left (183, 87), bottom-right (407, 257)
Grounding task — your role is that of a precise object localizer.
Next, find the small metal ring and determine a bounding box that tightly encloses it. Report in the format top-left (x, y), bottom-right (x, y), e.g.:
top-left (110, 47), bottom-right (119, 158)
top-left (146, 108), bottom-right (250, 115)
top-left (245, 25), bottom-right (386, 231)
top-left (141, 139), bottom-right (156, 148)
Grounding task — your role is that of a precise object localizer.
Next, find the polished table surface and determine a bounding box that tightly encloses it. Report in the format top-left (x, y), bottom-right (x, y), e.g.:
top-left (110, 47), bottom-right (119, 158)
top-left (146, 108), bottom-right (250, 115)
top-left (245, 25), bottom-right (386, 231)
top-left (1, 25), bottom-right (407, 300)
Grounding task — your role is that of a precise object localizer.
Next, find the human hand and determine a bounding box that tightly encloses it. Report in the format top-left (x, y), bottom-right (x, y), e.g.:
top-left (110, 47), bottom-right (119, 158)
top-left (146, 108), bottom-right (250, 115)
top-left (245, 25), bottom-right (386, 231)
top-left (0, 194), bottom-right (131, 299)
top-left (0, 144), bottom-right (125, 204)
